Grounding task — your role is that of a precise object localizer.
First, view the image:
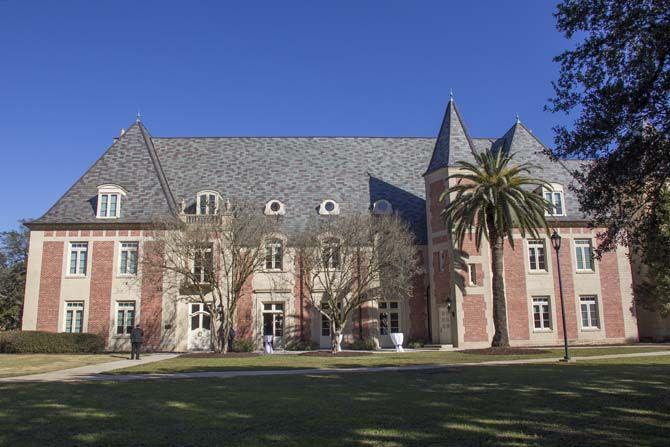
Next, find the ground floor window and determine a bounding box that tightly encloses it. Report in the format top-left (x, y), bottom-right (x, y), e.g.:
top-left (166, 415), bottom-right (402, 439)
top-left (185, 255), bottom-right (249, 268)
top-left (580, 296), bottom-right (600, 329)
top-left (379, 301), bottom-right (400, 335)
top-left (116, 302), bottom-right (136, 335)
top-left (532, 297), bottom-right (551, 330)
top-left (262, 302), bottom-right (284, 337)
top-left (190, 303), bottom-right (211, 331)
top-left (64, 301), bottom-right (84, 333)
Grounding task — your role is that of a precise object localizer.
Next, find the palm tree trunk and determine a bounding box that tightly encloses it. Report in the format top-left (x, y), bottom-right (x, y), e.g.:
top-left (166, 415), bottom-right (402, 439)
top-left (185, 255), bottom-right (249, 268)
top-left (489, 228), bottom-right (510, 347)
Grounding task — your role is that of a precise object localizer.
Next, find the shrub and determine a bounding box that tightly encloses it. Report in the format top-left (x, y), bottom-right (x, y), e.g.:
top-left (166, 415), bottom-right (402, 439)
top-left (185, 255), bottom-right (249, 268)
top-left (347, 338), bottom-right (378, 351)
top-left (0, 331), bottom-right (105, 354)
top-left (407, 338), bottom-right (426, 349)
top-left (284, 339), bottom-right (319, 351)
top-left (231, 338), bottom-right (256, 352)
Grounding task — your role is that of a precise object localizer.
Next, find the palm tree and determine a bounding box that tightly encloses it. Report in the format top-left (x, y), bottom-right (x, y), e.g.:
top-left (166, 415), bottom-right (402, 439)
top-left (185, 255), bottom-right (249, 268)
top-left (440, 150), bottom-right (552, 347)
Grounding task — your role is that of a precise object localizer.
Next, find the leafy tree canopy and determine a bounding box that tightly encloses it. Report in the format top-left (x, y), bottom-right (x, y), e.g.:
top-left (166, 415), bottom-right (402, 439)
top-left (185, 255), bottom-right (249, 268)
top-left (548, 0), bottom-right (670, 254)
top-left (0, 225), bottom-right (28, 330)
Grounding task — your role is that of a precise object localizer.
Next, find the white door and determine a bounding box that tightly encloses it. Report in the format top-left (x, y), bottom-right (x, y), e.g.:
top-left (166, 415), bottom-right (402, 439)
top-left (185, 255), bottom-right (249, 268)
top-left (438, 304), bottom-right (453, 344)
top-left (379, 301), bottom-right (401, 348)
top-left (188, 303), bottom-right (212, 351)
top-left (262, 302), bottom-right (285, 348)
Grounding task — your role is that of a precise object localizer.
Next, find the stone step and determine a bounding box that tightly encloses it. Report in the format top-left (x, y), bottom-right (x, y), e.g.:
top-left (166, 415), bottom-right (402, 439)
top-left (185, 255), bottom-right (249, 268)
top-left (422, 344), bottom-right (455, 351)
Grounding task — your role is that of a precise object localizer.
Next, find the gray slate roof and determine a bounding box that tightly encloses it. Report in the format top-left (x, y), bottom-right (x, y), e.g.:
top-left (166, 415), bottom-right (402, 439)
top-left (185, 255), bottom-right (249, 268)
top-left (32, 105), bottom-right (588, 240)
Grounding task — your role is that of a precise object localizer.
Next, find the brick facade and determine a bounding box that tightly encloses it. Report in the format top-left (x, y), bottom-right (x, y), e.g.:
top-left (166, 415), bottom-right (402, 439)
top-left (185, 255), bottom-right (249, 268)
top-left (429, 180), bottom-right (446, 231)
top-left (503, 242), bottom-right (530, 341)
top-left (409, 270), bottom-right (428, 340)
top-left (462, 295), bottom-right (487, 342)
top-left (36, 241), bottom-right (64, 331)
top-left (88, 241), bottom-right (114, 336)
top-left (236, 275), bottom-right (254, 339)
top-left (140, 241), bottom-right (164, 348)
top-left (600, 251), bottom-right (625, 338)
top-left (552, 243), bottom-right (578, 339)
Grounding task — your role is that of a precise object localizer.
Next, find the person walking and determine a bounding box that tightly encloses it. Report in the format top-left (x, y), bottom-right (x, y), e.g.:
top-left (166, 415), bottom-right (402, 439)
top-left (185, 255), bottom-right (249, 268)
top-left (130, 324), bottom-right (144, 360)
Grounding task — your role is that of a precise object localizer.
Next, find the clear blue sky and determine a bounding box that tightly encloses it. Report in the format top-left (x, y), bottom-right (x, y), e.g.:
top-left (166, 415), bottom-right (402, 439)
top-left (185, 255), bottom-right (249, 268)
top-left (0, 0), bottom-right (572, 231)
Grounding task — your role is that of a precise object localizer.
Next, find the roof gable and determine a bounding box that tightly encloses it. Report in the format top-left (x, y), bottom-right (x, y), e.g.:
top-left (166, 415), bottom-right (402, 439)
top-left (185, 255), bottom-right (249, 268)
top-left (424, 99), bottom-right (476, 174)
top-left (33, 122), bottom-right (176, 224)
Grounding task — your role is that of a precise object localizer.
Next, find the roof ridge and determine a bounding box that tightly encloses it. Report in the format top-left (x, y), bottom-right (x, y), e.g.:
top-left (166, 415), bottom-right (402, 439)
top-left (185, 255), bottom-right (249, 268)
top-left (151, 135), bottom-right (436, 140)
top-left (138, 123), bottom-right (178, 215)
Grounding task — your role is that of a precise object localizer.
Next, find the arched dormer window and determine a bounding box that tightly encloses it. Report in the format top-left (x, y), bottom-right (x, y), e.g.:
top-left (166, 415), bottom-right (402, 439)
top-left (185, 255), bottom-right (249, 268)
top-left (96, 184), bottom-right (126, 219)
top-left (322, 238), bottom-right (341, 270)
top-left (196, 191), bottom-right (221, 215)
top-left (543, 184), bottom-right (566, 217)
top-left (265, 239), bottom-right (284, 270)
top-left (372, 199), bottom-right (393, 215)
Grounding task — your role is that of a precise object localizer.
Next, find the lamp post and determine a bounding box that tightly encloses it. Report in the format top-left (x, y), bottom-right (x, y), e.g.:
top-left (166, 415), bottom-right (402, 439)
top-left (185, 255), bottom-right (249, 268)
top-left (551, 230), bottom-right (570, 362)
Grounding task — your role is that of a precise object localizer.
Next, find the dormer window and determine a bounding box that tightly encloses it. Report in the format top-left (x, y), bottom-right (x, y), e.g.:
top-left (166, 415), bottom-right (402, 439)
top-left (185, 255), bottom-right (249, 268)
top-left (264, 200), bottom-right (286, 216)
top-left (543, 184), bottom-right (565, 217)
top-left (319, 199), bottom-right (340, 216)
top-left (197, 191), bottom-right (221, 215)
top-left (372, 199), bottom-right (393, 215)
top-left (96, 184), bottom-right (126, 219)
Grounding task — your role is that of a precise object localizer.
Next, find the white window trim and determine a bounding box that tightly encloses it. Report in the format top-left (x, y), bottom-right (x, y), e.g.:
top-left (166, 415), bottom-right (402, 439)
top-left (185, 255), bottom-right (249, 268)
top-left (192, 244), bottom-right (214, 284)
top-left (379, 301), bottom-right (401, 335)
top-left (118, 241), bottom-right (140, 277)
top-left (531, 296), bottom-right (553, 332)
top-left (574, 239), bottom-right (596, 273)
top-left (63, 301), bottom-right (85, 333)
top-left (543, 184), bottom-right (566, 217)
top-left (196, 190), bottom-right (221, 216)
top-left (527, 239), bottom-right (548, 273)
top-left (67, 242), bottom-right (89, 277)
top-left (467, 263), bottom-right (477, 286)
top-left (264, 239), bottom-right (284, 271)
top-left (319, 199), bottom-right (340, 216)
top-left (114, 301), bottom-right (136, 337)
top-left (96, 184), bottom-right (126, 219)
top-left (579, 295), bottom-right (601, 330)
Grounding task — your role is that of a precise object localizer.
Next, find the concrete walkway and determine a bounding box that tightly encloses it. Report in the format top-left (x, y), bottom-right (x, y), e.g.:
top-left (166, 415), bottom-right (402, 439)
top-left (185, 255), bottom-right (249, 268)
top-left (0, 353), bottom-right (179, 383)
top-left (2, 350), bottom-right (669, 383)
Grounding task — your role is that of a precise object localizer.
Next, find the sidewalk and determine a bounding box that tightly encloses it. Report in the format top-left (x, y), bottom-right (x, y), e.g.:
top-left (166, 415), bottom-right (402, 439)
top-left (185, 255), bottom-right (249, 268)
top-left (2, 350), bottom-right (669, 383)
top-left (0, 353), bottom-right (179, 383)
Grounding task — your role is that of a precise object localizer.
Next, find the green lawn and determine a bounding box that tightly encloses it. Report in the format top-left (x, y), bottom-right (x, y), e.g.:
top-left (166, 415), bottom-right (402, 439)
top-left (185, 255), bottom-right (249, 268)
top-left (1, 355), bottom-right (669, 446)
top-left (112, 345), bottom-right (670, 374)
top-left (0, 354), bottom-right (126, 378)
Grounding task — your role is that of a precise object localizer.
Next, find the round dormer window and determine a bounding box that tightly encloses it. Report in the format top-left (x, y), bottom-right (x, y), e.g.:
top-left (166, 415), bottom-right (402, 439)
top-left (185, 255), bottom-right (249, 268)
top-left (324, 201), bottom-right (336, 212)
top-left (372, 199), bottom-right (393, 215)
top-left (270, 201), bottom-right (281, 212)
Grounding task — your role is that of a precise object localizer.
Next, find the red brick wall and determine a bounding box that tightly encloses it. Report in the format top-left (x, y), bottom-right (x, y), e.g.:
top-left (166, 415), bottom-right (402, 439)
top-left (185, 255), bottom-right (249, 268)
top-left (236, 275), bottom-right (254, 339)
top-left (552, 243), bottom-right (578, 339)
top-left (140, 241), bottom-right (165, 348)
top-left (429, 180), bottom-right (446, 231)
top-left (463, 295), bottom-right (487, 342)
top-left (409, 271), bottom-right (428, 340)
top-left (88, 241), bottom-right (114, 336)
top-left (293, 254), bottom-right (312, 341)
top-left (36, 241), bottom-right (64, 331)
top-left (503, 241), bottom-right (530, 340)
top-left (600, 251), bottom-right (625, 338)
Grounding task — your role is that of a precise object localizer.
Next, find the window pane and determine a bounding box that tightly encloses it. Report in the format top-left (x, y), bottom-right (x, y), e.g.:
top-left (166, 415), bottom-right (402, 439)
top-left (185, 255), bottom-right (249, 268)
top-left (120, 251), bottom-right (128, 274)
top-left (554, 193), bottom-right (563, 215)
top-left (74, 310), bottom-right (83, 333)
top-left (191, 314), bottom-right (200, 329)
top-left (275, 313), bottom-right (284, 336)
top-left (70, 252), bottom-right (77, 275)
top-left (202, 313), bottom-right (211, 331)
top-left (581, 304), bottom-right (589, 327)
top-left (109, 194), bottom-right (117, 216)
top-left (65, 310), bottom-right (73, 333)
top-left (100, 194), bottom-right (108, 216)
top-left (390, 313), bottom-right (399, 332)
top-left (263, 313), bottom-right (273, 336)
top-left (537, 247), bottom-right (546, 270)
top-left (126, 309), bottom-right (135, 333)
top-left (576, 246), bottom-right (584, 270)
top-left (117, 310), bottom-right (124, 334)
top-left (379, 312), bottom-right (389, 335)
top-left (199, 195), bottom-right (207, 214)
top-left (129, 251), bottom-right (138, 274)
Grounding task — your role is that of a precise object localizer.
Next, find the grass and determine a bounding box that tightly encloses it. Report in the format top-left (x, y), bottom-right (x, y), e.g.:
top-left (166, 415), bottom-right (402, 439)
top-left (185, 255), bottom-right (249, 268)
top-left (111, 345), bottom-right (670, 374)
top-left (0, 355), bottom-right (669, 446)
top-left (0, 354), bottom-right (126, 378)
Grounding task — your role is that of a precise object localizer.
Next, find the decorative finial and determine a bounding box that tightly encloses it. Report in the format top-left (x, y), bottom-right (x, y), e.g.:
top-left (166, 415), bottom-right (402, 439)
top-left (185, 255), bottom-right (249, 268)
top-left (515, 112), bottom-right (520, 124)
top-left (449, 89), bottom-right (454, 101)
top-left (136, 109), bottom-right (142, 123)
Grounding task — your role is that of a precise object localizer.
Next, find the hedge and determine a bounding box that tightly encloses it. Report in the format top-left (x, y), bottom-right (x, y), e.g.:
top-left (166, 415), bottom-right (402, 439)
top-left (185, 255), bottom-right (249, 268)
top-left (0, 331), bottom-right (105, 354)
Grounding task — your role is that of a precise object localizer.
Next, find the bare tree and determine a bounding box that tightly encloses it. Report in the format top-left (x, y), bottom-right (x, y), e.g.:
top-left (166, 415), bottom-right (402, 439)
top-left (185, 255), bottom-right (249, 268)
top-left (293, 213), bottom-right (421, 353)
top-left (143, 202), bottom-right (278, 353)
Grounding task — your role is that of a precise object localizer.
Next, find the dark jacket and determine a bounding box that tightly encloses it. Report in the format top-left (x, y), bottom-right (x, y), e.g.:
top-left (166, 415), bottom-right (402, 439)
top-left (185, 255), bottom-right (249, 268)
top-left (131, 327), bottom-right (144, 343)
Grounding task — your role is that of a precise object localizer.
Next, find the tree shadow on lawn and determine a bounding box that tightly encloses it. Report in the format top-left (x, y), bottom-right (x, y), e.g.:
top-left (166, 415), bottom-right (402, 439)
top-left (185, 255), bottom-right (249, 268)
top-left (1, 363), bottom-right (669, 446)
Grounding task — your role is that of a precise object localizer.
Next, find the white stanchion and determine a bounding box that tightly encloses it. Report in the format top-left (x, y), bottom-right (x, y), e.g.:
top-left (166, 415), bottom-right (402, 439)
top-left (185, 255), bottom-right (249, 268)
top-left (390, 332), bottom-right (404, 352)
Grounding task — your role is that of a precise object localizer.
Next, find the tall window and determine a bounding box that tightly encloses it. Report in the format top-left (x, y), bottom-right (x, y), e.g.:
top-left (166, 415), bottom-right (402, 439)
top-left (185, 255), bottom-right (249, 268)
top-left (265, 239), bottom-right (283, 270)
top-left (69, 242), bottom-right (88, 276)
top-left (544, 188), bottom-right (565, 216)
top-left (379, 301), bottom-right (400, 335)
top-left (322, 238), bottom-right (341, 270)
top-left (580, 296), bottom-right (600, 329)
top-left (119, 242), bottom-right (139, 275)
top-left (320, 301), bottom-right (341, 336)
top-left (262, 303), bottom-right (285, 337)
top-left (64, 301), bottom-right (84, 333)
top-left (98, 193), bottom-right (120, 218)
top-left (197, 192), bottom-right (218, 215)
top-left (468, 263), bottom-right (477, 285)
top-left (532, 297), bottom-right (552, 330)
top-left (116, 302), bottom-right (136, 335)
top-left (528, 240), bottom-right (546, 271)
top-left (575, 239), bottom-right (595, 271)
top-left (193, 245), bottom-right (213, 283)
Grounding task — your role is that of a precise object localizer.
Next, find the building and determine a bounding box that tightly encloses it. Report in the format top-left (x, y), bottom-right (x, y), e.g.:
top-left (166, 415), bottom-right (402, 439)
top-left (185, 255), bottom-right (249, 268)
top-left (21, 99), bottom-right (639, 351)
